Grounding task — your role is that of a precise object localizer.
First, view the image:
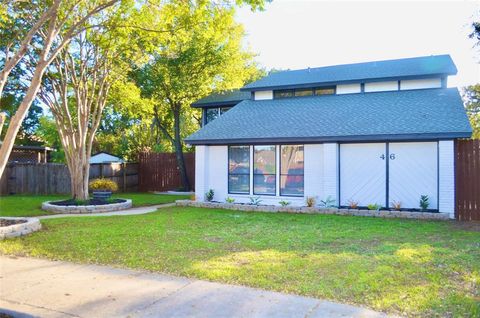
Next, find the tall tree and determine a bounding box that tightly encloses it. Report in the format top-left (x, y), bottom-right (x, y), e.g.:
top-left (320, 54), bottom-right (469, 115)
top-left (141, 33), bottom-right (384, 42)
top-left (463, 18), bottom-right (480, 139)
top-left (37, 1), bottom-right (157, 199)
top-left (134, 0), bottom-right (263, 190)
top-left (0, 0), bottom-right (121, 178)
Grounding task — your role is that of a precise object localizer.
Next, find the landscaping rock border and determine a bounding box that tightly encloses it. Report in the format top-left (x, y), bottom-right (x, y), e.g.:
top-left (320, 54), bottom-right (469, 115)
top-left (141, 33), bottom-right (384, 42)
top-left (0, 217), bottom-right (41, 240)
top-left (176, 200), bottom-right (450, 220)
top-left (42, 199), bottom-right (132, 214)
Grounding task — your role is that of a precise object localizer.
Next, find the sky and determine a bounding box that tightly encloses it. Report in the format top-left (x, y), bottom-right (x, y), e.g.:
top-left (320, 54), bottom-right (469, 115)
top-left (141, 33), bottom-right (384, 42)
top-left (235, 0), bottom-right (480, 87)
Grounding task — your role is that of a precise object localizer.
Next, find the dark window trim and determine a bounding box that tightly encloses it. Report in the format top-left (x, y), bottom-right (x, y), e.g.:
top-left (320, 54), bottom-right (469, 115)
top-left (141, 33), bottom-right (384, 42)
top-left (253, 145), bottom-right (276, 196)
top-left (228, 145), bottom-right (250, 195)
top-left (274, 86), bottom-right (336, 99)
top-left (279, 145), bottom-right (305, 197)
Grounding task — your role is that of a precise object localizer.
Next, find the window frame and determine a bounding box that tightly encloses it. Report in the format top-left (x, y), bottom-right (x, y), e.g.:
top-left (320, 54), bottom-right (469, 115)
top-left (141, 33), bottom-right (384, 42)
top-left (314, 86), bottom-right (336, 95)
top-left (228, 145), bottom-right (250, 195)
top-left (273, 86), bottom-right (336, 99)
top-left (253, 145), bottom-right (277, 196)
top-left (279, 145), bottom-right (305, 197)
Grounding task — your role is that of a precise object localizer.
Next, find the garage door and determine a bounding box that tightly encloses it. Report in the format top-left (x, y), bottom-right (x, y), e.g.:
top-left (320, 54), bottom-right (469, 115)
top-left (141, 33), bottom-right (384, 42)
top-left (340, 143), bottom-right (386, 207)
top-left (388, 142), bottom-right (438, 209)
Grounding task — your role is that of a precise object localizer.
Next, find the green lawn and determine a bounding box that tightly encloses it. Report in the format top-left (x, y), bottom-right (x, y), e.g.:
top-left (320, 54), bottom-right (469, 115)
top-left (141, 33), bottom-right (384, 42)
top-left (0, 206), bottom-right (478, 317)
top-left (0, 193), bottom-right (190, 217)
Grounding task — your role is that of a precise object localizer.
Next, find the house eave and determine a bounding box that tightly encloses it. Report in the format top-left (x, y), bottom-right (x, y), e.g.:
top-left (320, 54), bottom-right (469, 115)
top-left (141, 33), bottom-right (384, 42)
top-left (186, 132), bottom-right (471, 146)
top-left (240, 73), bottom-right (453, 92)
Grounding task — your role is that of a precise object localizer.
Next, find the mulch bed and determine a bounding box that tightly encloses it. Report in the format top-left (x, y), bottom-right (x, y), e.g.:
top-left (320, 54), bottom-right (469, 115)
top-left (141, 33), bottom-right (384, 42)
top-left (0, 218), bottom-right (27, 227)
top-left (49, 199), bottom-right (126, 206)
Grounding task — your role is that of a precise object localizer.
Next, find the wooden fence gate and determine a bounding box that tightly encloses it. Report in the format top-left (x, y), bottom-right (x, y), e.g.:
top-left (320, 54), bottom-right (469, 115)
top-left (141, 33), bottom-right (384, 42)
top-left (138, 152), bottom-right (195, 192)
top-left (455, 139), bottom-right (480, 221)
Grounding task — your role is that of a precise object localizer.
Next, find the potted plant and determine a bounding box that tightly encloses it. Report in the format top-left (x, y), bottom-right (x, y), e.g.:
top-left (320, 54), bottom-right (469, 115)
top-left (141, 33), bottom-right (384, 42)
top-left (89, 178), bottom-right (118, 201)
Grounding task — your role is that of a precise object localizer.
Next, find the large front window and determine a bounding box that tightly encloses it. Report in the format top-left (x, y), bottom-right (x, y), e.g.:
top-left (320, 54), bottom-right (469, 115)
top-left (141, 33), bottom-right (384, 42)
top-left (253, 146), bottom-right (276, 195)
top-left (228, 146), bottom-right (250, 194)
top-left (280, 145), bottom-right (304, 196)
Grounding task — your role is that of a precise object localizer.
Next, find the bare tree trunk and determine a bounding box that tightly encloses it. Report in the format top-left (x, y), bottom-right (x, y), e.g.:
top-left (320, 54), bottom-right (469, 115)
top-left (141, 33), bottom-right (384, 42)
top-left (0, 61), bottom-right (48, 176)
top-left (0, 112), bottom-right (6, 136)
top-left (173, 108), bottom-right (190, 191)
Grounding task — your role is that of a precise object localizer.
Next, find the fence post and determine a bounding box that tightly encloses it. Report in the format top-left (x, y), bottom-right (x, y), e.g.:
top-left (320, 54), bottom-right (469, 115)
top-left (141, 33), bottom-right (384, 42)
top-left (123, 162), bottom-right (127, 192)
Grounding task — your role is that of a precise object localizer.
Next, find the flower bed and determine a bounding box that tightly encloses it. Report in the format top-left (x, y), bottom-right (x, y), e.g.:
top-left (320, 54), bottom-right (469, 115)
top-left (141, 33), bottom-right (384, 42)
top-left (175, 200), bottom-right (450, 220)
top-left (0, 217), bottom-right (41, 240)
top-left (42, 199), bottom-right (132, 214)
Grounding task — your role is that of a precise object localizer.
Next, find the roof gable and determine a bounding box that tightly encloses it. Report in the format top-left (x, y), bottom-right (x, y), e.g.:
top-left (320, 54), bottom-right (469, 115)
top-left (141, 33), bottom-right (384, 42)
top-left (242, 55), bottom-right (457, 91)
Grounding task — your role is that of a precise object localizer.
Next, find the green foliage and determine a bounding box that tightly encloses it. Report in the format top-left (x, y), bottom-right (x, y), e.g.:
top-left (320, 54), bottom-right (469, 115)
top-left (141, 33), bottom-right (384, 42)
top-left (367, 203), bottom-right (381, 211)
top-left (320, 195), bottom-right (336, 208)
top-left (89, 178), bottom-right (119, 192)
top-left (249, 196), bottom-right (262, 205)
top-left (419, 195), bottom-right (430, 210)
top-left (225, 197), bottom-right (235, 204)
top-left (462, 85), bottom-right (480, 139)
top-left (279, 200), bottom-right (290, 206)
top-left (1, 207), bottom-right (478, 317)
top-left (205, 189), bottom-right (215, 202)
top-left (35, 116), bottom-right (64, 162)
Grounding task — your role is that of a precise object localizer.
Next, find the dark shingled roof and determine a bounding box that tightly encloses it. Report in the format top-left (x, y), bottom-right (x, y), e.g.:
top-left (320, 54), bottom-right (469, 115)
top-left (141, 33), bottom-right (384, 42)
top-left (191, 90), bottom-right (251, 107)
top-left (242, 55), bottom-right (457, 91)
top-left (185, 88), bottom-right (472, 145)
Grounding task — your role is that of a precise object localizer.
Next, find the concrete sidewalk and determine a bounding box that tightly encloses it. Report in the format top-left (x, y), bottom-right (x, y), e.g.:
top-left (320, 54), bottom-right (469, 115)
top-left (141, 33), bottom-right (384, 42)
top-left (0, 256), bottom-right (393, 318)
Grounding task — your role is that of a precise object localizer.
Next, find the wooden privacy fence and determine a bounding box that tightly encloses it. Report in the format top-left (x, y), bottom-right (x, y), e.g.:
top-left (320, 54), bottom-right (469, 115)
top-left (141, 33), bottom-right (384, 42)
top-left (455, 139), bottom-right (480, 221)
top-left (0, 162), bottom-right (138, 195)
top-left (138, 152), bottom-right (195, 192)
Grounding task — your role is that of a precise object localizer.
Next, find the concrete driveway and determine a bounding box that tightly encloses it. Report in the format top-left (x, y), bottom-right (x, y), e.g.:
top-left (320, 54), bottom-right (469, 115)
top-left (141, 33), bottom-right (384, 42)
top-left (0, 256), bottom-right (393, 318)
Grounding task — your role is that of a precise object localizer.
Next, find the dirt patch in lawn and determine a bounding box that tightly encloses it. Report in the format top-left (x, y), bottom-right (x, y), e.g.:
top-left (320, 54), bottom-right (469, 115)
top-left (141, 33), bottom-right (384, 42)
top-left (50, 199), bottom-right (126, 206)
top-left (450, 221), bottom-right (480, 232)
top-left (0, 219), bottom-right (27, 227)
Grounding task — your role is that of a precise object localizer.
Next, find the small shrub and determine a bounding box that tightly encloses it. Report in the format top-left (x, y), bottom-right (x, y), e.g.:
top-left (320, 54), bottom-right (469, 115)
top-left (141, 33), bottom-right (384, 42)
top-left (419, 195), bottom-right (429, 210)
top-left (391, 200), bottom-right (402, 211)
top-left (347, 200), bottom-right (358, 209)
top-left (249, 196), bottom-right (262, 205)
top-left (225, 197), bottom-right (235, 204)
top-left (320, 195), bottom-right (336, 208)
top-left (305, 196), bottom-right (316, 207)
top-left (367, 203), bottom-right (381, 211)
top-left (279, 200), bottom-right (290, 207)
top-left (190, 194), bottom-right (196, 201)
top-left (89, 178), bottom-right (118, 192)
top-left (205, 189), bottom-right (214, 202)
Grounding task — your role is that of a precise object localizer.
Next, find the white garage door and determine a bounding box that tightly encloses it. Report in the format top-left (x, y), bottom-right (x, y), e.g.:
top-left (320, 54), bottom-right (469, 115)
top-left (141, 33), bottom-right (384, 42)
top-left (388, 142), bottom-right (438, 209)
top-left (340, 143), bottom-right (386, 207)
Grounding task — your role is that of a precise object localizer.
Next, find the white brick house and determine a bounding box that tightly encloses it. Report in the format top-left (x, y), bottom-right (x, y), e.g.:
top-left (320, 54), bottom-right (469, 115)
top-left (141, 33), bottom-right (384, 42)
top-left (186, 55), bottom-right (472, 218)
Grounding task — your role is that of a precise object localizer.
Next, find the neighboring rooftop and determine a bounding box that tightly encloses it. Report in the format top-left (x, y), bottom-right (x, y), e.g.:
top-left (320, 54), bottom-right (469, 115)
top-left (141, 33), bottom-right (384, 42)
top-left (185, 88), bottom-right (471, 145)
top-left (242, 55), bottom-right (457, 91)
top-left (192, 90), bottom-right (251, 107)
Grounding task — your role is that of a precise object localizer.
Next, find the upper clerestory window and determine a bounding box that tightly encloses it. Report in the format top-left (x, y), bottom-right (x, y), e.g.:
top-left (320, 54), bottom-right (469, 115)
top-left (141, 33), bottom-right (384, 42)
top-left (274, 87), bottom-right (335, 99)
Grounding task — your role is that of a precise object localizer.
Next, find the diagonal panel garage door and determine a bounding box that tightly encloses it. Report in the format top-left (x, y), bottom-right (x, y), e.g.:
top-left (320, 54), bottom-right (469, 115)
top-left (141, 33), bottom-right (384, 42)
top-left (388, 142), bottom-right (438, 209)
top-left (340, 143), bottom-right (386, 207)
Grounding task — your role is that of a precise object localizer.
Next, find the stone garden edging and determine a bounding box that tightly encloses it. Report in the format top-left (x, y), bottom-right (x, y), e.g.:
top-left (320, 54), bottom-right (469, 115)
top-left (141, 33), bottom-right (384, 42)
top-left (42, 199), bottom-right (132, 214)
top-left (0, 217), bottom-right (41, 240)
top-left (175, 200), bottom-right (450, 220)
